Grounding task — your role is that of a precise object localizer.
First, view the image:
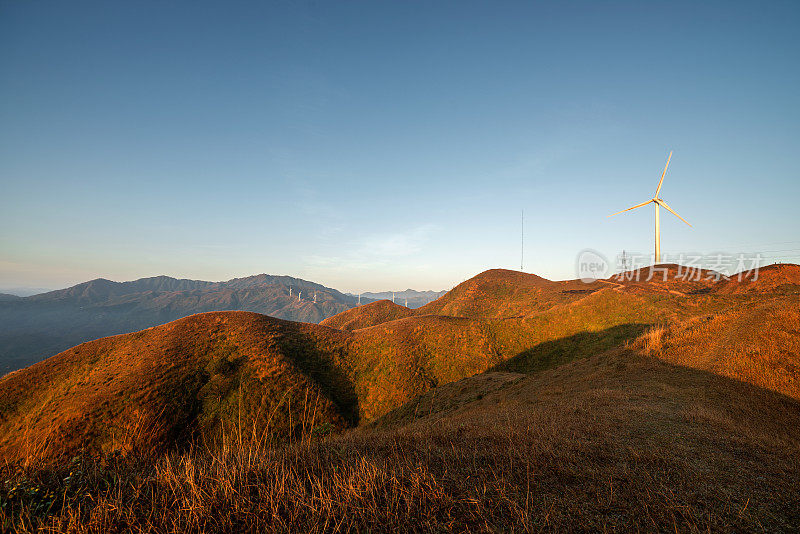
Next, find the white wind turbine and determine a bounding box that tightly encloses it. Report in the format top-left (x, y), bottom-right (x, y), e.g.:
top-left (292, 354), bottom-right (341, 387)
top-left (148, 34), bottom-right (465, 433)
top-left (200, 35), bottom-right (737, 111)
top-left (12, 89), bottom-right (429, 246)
top-left (608, 151), bottom-right (692, 263)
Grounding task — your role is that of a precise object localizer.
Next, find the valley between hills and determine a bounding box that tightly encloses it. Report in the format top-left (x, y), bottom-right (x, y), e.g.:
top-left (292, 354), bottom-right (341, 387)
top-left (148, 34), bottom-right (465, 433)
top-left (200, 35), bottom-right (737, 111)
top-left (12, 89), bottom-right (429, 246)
top-left (1, 264), bottom-right (799, 532)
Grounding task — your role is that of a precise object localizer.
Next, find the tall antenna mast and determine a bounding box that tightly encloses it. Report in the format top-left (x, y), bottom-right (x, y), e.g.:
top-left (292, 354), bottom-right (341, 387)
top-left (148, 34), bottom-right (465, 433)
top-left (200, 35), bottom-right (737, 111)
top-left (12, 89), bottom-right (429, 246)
top-left (521, 208), bottom-right (524, 271)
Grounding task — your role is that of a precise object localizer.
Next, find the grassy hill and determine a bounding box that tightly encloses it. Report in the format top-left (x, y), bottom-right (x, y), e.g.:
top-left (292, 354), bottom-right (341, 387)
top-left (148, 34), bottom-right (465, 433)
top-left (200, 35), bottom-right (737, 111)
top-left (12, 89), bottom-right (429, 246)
top-left (357, 289), bottom-right (447, 309)
top-left (1, 265), bottom-right (798, 531)
top-left (4, 266), bottom-right (798, 458)
top-left (715, 262), bottom-right (800, 293)
top-left (359, 344), bottom-right (800, 531)
top-left (320, 299), bottom-right (414, 330)
top-left (417, 268), bottom-right (608, 318)
top-left (0, 312), bottom-right (356, 461)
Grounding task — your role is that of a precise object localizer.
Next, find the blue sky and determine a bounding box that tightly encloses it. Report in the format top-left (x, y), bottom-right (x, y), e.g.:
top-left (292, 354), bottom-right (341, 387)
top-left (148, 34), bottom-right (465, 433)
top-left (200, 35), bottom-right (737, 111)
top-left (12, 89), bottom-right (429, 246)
top-left (1, 1), bottom-right (798, 293)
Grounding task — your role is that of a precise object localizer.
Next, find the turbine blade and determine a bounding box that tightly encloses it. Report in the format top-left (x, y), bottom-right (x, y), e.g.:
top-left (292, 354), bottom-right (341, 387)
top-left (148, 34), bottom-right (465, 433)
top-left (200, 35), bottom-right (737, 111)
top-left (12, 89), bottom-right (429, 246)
top-left (654, 151), bottom-right (672, 197)
top-left (608, 199), bottom-right (653, 217)
top-left (657, 199), bottom-right (692, 227)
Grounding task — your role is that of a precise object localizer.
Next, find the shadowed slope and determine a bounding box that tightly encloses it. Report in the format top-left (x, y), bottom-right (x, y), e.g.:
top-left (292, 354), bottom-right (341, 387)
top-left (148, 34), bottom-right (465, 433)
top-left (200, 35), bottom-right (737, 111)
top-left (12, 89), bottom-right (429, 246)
top-left (341, 287), bottom-right (726, 420)
top-left (360, 348), bottom-right (800, 530)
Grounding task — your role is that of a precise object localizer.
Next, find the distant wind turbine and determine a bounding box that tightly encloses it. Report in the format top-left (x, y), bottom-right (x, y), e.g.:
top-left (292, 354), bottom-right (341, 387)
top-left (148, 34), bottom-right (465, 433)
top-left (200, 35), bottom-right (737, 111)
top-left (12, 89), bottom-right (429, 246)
top-left (608, 151), bottom-right (692, 263)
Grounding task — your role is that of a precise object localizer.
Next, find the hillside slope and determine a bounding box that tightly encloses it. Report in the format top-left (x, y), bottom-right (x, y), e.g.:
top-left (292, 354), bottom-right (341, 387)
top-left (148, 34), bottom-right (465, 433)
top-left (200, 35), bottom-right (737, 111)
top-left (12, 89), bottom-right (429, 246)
top-left (361, 345), bottom-right (800, 531)
top-left (715, 262), bottom-right (800, 293)
top-left (357, 289), bottom-right (446, 309)
top-left (0, 312), bottom-right (354, 461)
top-left (320, 299), bottom-right (414, 330)
top-left (4, 298), bottom-right (798, 531)
top-left (417, 269), bottom-right (607, 318)
top-left (320, 268), bottom-right (609, 332)
top-left (3, 266), bottom-right (798, 462)
top-left (0, 287), bottom-right (686, 458)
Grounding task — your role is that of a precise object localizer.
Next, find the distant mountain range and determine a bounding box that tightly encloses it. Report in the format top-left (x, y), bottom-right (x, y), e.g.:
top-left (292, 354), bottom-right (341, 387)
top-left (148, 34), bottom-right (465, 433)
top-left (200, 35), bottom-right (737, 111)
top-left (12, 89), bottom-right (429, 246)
top-left (353, 289), bottom-right (447, 309)
top-left (0, 274), bottom-right (362, 373)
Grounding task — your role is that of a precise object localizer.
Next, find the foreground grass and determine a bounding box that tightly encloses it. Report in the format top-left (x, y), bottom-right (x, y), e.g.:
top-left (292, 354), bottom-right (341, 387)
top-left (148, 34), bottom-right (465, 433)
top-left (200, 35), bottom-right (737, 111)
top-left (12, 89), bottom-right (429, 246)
top-left (0, 429), bottom-right (784, 533)
top-left (3, 351), bottom-right (799, 533)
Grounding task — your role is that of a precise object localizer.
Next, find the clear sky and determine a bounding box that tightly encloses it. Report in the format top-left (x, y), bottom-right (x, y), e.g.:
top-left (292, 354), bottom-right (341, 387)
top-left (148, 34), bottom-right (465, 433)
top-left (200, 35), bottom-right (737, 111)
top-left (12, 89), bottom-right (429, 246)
top-left (1, 1), bottom-right (798, 293)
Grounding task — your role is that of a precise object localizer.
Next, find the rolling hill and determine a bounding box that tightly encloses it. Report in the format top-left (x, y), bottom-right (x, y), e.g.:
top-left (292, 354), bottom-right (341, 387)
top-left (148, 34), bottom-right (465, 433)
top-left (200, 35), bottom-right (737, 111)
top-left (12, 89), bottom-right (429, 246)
top-left (715, 262), bottom-right (800, 293)
top-left (416, 268), bottom-right (608, 318)
top-left (1, 264), bottom-right (798, 531)
top-left (0, 311), bottom-right (355, 460)
top-left (0, 274), bottom-right (358, 374)
top-left (320, 299), bottom-right (414, 330)
top-left (3, 264), bottom-right (798, 462)
top-left (356, 289), bottom-right (447, 309)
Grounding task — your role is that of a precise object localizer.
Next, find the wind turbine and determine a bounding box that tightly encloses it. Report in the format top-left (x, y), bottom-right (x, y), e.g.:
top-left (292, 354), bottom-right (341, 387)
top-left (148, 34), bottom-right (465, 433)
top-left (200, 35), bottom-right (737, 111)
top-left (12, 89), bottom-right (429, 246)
top-left (608, 151), bottom-right (692, 263)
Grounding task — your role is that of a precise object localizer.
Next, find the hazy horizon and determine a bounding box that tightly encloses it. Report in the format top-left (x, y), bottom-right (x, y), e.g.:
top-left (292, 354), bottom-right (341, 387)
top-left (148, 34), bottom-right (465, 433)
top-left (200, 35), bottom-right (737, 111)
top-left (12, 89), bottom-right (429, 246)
top-left (0, 272), bottom-right (453, 297)
top-left (3, 1), bottom-right (799, 294)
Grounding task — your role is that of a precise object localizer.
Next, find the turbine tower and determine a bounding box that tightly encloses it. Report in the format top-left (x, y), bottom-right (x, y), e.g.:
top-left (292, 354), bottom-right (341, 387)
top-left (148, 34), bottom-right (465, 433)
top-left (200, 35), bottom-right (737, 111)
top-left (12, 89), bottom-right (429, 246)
top-left (608, 152), bottom-right (692, 263)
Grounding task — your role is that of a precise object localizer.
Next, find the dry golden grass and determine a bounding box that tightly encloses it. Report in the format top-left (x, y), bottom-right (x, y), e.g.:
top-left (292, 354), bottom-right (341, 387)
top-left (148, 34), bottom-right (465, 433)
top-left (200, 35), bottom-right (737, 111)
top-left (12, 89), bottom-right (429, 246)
top-left (3, 348), bottom-right (799, 533)
top-left (0, 312), bottom-right (354, 462)
top-left (320, 299), bottom-right (414, 331)
top-left (2, 271), bottom-right (796, 462)
top-left (1, 267), bottom-right (799, 532)
top-left (629, 299), bottom-right (800, 401)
